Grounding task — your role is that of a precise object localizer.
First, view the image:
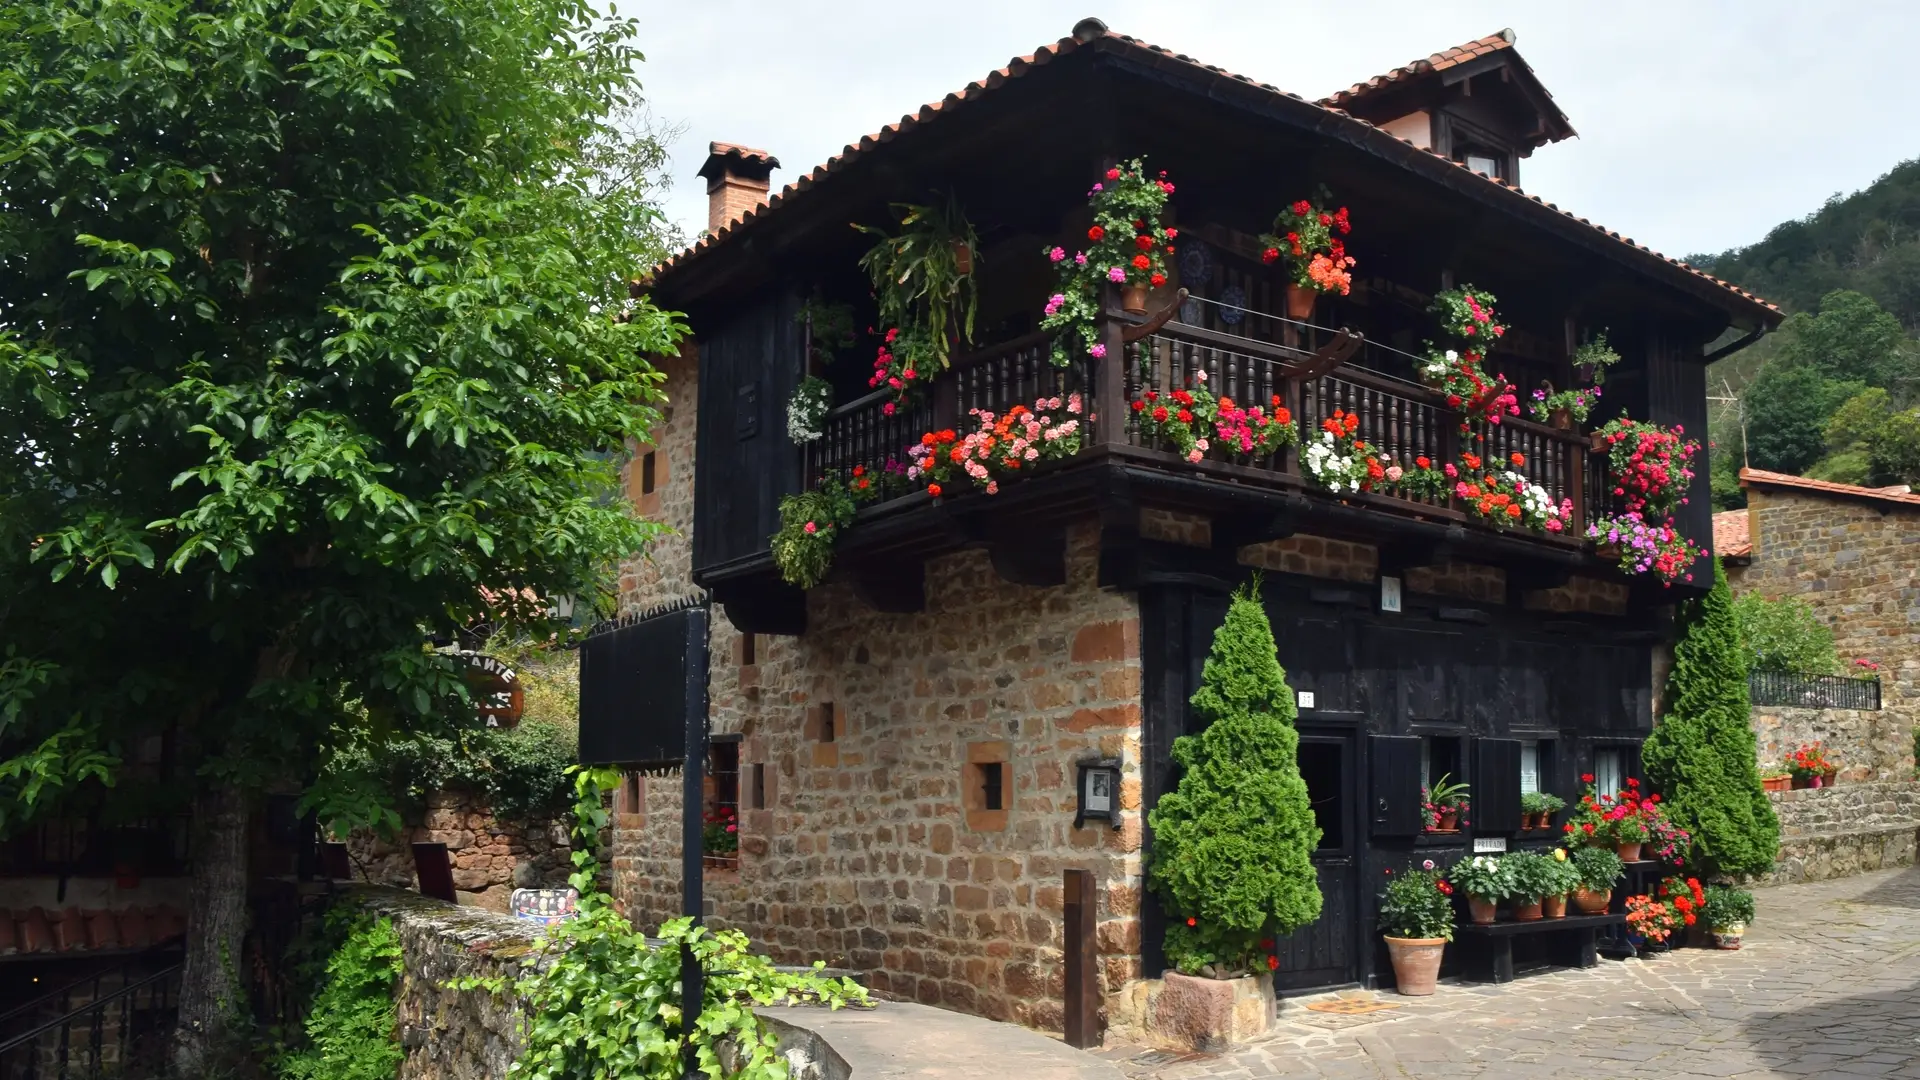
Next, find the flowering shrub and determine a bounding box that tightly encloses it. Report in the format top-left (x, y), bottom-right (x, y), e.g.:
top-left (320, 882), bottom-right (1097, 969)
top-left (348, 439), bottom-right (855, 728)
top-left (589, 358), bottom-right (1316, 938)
top-left (1646, 812), bottom-right (1693, 869)
top-left (1377, 861), bottom-right (1454, 941)
top-left (1785, 741), bottom-right (1834, 780)
top-left (1132, 371), bottom-right (1298, 464)
top-left (1588, 512), bottom-right (1706, 586)
top-left (1213, 395), bottom-right (1299, 460)
top-left (1594, 418), bottom-right (1699, 519)
top-left (1260, 196), bottom-right (1355, 295)
top-left (1452, 458), bottom-right (1574, 533)
top-left (1302, 409), bottom-right (1375, 493)
top-left (1382, 454), bottom-right (1452, 501)
top-left (1446, 855), bottom-right (1516, 901)
top-left (1625, 894), bottom-right (1681, 943)
top-left (786, 376), bottom-right (832, 443)
top-left (906, 394), bottom-right (1084, 496)
top-left (1527, 384), bottom-right (1602, 426)
top-left (1658, 875), bottom-right (1706, 928)
top-left (1040, 160), bottom-right (1176, 366)
top-left (703, 805), bottom-right (740, 855)
top-left (1419, 287), bottom-right (1519, 434)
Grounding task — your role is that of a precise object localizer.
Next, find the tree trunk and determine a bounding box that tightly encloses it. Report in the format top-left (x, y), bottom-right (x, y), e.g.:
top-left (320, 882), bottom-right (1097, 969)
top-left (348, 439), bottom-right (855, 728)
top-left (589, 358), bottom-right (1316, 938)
top-left (171, 784), bottom-right (251, 1074)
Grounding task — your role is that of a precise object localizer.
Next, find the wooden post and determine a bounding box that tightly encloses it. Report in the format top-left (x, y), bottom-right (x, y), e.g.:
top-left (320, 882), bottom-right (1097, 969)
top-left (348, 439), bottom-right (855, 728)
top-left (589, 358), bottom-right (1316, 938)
top-left (1095, 295), bottom-right (1127, 449)
top-left (1063, 868), bottom-right (1099, 1049)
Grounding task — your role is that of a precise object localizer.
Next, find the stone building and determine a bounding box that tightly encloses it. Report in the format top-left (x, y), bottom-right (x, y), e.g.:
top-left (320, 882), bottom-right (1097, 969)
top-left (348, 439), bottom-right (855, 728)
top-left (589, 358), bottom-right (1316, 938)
top-left (590, 22), bottom-right (1783, 1035)
top-left (1716, 467), bottom-right (1920, 882)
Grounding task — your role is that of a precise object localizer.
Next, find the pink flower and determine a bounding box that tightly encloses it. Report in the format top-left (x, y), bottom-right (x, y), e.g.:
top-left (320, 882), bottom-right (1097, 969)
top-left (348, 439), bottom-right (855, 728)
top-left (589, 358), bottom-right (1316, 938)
top-left (1089, 343), bottom-right (1107, 358)
top-left (1074, 252), bottom-right (1087, 266)
top-left (902, 369), bottom-right (916, 380)
top-left (1386, 465), bottom-right (1403, 482)
top-left (986, 480), bottom-right (1000, 494)
top-left (1107, 267), bottom-right (1127, 283)
top-left (1187, 448), bottom-right (1203, 463)
top-left (803, 521), bottom-right (817, 534)
top-left (882, 402), bottom-right (895, 416)
top-left (1195, 370), bottom-right (1208, 383)
top-left (1443, 463), bottom-right (1458, 478)
top-left (1049, 247), bottom-right (1066, 262)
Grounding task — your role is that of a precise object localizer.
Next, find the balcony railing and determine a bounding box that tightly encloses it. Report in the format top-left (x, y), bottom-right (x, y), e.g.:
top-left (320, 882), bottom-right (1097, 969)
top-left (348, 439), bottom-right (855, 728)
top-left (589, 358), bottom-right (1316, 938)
top-left (806, 309), bottom-right (1594, 542)
top-left (1749, 670), bottom-right (1882, 711)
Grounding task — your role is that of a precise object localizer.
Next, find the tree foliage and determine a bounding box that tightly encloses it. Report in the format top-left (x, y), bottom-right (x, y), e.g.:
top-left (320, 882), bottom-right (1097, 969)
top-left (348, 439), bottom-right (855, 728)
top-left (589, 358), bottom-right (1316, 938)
top-left (0, 0), bottom-right (684, 1062)
top-left (276, 911), bottom-right (404, 1080)
top-left (1732, 593), bottom-right (1837, 674)
top-left (1642, 560), bottom-right (1780, 879)
top-left (1148, 581), bottom-right (1321, 975)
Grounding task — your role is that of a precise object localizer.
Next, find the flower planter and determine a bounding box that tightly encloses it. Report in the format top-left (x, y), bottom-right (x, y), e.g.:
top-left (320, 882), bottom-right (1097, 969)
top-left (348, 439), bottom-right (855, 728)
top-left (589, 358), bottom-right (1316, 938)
top-left (1284, 282), bottom-right (1316, 320)
top-left (1709, 922), bottom-right (1745, 950)
top-left (1512, 898), bottom-right (1544, 922)
top-left (1383, 936), bottom-right (1446, 996)
top-left (1588, 431), bottom-right (1609, 453)
top-left (1542, 894), bottom-right (1568, 919)
top-left (1437, 809), bottom-right (1460, 831)
top-left (1595, 542), bottom-right (1621, 561)
top-left (1572, 887), bottom-right (1612, 915)
top-left (1537, 811), bottom-right (1557, 830)
top-left (702, 854), bottom-right (738, 870)
top-left (1467, 895), bottom-right (1498, 925)
top-left (1615, 842), bottom-right (1644, 862)
top-left (1148, 970), bottom-right (1275, 1051)
top-left (951, 239), bottom-right (973, 276)
top-left (1122, 284), bottom-right (1150, 315)
top-left (1761, 776), bottom-right (1792, 793)
top-left (1549, 407), bottom-right (1573, 431)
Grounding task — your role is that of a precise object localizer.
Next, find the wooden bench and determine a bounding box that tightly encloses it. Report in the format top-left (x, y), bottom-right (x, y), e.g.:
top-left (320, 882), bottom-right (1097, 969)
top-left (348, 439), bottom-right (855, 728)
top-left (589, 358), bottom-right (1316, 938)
top-left (1452, 913), bottom-right (1628, 983)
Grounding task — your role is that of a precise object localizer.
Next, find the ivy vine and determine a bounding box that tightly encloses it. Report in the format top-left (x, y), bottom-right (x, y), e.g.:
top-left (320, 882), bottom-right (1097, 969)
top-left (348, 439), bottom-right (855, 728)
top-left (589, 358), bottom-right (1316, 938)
top-left (275, 910), bottom-right (404, 1080)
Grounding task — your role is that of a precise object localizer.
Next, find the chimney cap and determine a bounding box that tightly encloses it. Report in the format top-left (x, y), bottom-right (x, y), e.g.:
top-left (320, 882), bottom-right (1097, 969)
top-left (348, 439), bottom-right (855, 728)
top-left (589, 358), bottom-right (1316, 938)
top-left (1071, 17), bottom-right (1108, 43)
top-left (698, 141), bottom-right (780, 183)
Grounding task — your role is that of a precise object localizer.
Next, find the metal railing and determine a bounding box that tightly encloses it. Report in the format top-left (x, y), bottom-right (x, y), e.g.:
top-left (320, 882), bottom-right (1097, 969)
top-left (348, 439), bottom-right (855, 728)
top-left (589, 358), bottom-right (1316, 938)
top-left (1749, 670), bottom-right (1882, 711)
top-left (0, 962), bottom-right (180, 1080)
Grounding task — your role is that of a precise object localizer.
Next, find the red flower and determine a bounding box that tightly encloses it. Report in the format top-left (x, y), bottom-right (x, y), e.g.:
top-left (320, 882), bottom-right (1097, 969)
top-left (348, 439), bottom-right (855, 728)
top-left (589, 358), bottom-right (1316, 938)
top-left (927, 484), bottom-right (942, 498)
top-left (1152, 406), bottom-right (1169, 422)
top-left (852, 465), bottom-right (865, 477)
top-left (1262, 247), bottom-right (1280, 265)
top-left (1186, 917), bottom-right (1197, 927)
top-left (1135, 234), bottom-right (1154, 251)
top-left (1088, 225), bottom-right (1105, 242)
top-left (1132, 254), bottom-right (1151, 270)
top-left (1509, 453), bottom-right (1525, 468)
top-left (1131, 399), bottom-right (1146, 412)
top-left (1581, 773), bottom-right (1595, 784)
top-left (1149, 272), bottom-right (1167, 287)
top-left (1267, 955), bottom-right (1279, 971)
top-left (1177, 409), bottom-right (1192, 423)
top-left (1105, 167), bottom-right (1121, 180)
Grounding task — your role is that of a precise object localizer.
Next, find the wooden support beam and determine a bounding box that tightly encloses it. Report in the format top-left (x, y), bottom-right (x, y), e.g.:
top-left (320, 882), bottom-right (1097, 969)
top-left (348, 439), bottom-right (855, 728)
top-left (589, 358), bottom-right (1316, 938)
top-left (848, 559), bottom-right (926, 614)
top-left (718, 582), bottom-right (807, 637)
top-left (1063, 868), bottom-right (1100, 1049)
top-left (991, 527), bottom-right (1067, 588)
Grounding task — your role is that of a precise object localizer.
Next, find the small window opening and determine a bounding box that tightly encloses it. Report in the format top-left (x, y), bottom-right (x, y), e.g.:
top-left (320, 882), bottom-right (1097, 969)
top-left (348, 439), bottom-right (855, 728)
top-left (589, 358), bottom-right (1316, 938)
top-left (741, 633), bottom-right (756, 667)
top-left (751, 763), bottom-right (766, 810)
top-left (640, 451), bottom-right (657, 495)
top-left (979, 762), bottom-right (1004, 812)
top-left (820, 704), bottom-right (835, 743)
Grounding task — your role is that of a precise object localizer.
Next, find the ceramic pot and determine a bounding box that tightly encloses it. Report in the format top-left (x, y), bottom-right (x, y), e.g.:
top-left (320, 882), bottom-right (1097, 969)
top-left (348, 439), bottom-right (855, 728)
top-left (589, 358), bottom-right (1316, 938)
top-left (1616, 842), bottom-right (1644, 862)
top-left (1572, 887), bottom-right (1612, 915)
top-left (1542, 894), bottom-right (1568, 919)
top-left (1438, 809), bottom-right (1460, 831)
top-left (1513, 898), bottom-right (1544, 922)
top-left (1589, 431), bottom-right (1609, 453)
top-left (1284, 283), bottom-right (1317, 320)
top-left (1468, 895), bottom-right (1498, 925)
top-left (1121, 284), bottom-right (1149, 315)
top-left (1384, 936), bottom-right (1446, 996)
top-left (1710, 922), bottom-right (1746, 950)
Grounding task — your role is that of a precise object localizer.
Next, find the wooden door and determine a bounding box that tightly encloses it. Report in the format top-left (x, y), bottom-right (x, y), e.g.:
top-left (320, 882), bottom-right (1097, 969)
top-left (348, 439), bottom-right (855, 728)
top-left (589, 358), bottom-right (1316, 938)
top-left (1272, 724), bottom-right (1361, 991)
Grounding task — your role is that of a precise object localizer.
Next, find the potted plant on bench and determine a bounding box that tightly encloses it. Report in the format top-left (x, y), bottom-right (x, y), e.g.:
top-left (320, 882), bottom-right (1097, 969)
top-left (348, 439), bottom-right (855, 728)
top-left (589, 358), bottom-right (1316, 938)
top-left (1759, 766), bottom-right (1792, 794)
top-left (1569, 846), bottom-right (1624, 914)
top-left (1447, 855), bottom-right (1515, 925)
top-left (1538, 847), bottom-right (1581, 918)
top-left (1701, 885), bottom-right (1755, 949)
top-left (1787, 742), bottom-right (1836, 788)
top-left (1502, 851), bottom-right (1552, 921)
top-left (1519, 791), bottom-right (1566, 830)
top-left (1378, 859), bottom-right (1454, 996)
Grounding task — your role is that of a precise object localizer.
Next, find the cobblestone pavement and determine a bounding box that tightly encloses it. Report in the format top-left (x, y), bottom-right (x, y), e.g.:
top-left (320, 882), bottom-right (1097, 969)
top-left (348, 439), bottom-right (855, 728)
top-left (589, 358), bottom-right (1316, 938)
top-left (1098, 866), bottom-right (1920, 1078)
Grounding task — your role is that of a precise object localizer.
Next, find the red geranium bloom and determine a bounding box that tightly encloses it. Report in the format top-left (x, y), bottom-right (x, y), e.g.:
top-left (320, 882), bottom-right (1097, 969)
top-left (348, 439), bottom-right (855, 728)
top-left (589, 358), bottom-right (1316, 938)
top-left (1132, 254), bottom-right (1151, 270)
top-left (1149, 272), bottom-right (1167, 287)
top-left (1262, 248), bottom-right (1280, 264)
top-left (1186, 917), bottom-right (1197, 927)
top-left (1267, 955), bottom-right (1279, 971)
top-left (1088, 225), bottom-right (1105, 242)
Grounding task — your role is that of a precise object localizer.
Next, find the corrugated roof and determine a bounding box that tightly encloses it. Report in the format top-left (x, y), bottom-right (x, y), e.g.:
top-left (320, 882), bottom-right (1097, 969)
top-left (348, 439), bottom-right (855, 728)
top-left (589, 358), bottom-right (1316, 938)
top-left (645, 21), bottom-right (1776, 320)
top-left (1739, 468), bottom-right (1920, 508)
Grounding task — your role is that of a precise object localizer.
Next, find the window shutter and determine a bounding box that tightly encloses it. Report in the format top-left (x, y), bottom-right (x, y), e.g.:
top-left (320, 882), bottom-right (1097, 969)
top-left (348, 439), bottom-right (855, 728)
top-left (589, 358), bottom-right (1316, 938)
top-left (1369, 735), bottom-right (1423, 836)
top-left (1474, 738), bottom-right (1524, 834)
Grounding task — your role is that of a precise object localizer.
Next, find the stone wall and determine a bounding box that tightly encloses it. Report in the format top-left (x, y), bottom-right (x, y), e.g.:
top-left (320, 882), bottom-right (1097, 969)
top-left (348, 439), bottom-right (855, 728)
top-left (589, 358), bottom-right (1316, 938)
top-left (350, 885), bottom-right (538, 1080)
top-left (617, 343), bottom-right (702, 615)
top-left (1752, 706), bottom-right (1911, 782)
top-left (1729, 485), bottom-right (1919, 782)
top-left (346, 792), bottom-right (572, 912)
top-left (1761, 780), bottom-right (1920, 885)
top-left (611, 521), bottom-right (1145, 1033)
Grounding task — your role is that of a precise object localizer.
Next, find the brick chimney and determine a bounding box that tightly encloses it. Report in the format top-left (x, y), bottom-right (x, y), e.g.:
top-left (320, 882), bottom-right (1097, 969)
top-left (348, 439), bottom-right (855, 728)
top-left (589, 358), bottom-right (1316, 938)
top-left (697, 142), bottom-right (780, 235)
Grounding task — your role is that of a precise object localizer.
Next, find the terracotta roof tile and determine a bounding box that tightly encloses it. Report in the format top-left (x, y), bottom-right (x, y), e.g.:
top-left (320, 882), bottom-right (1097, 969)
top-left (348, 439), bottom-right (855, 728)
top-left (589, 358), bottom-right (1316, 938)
top-left (1712, 509), bottom-right (1751, 558)
top-left (706, 141), bottom-right (776, 164)
top-left (645, 23), bottom-right (1776, 320)
top-left (0, 906), bottom-right (186, 956)
top-left (1739, 468), bottom-right (1920, 508)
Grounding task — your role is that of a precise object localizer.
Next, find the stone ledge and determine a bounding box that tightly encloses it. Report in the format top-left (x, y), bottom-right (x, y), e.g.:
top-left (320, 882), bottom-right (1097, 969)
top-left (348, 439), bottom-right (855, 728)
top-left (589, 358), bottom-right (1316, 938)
top-left (1761, 825), bottom-right (1919, 887)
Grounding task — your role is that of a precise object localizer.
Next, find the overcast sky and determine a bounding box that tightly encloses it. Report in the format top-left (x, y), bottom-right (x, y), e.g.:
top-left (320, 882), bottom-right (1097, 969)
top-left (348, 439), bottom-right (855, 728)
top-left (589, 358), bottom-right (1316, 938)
top-left (632, 1), bottom-right (1918, 261)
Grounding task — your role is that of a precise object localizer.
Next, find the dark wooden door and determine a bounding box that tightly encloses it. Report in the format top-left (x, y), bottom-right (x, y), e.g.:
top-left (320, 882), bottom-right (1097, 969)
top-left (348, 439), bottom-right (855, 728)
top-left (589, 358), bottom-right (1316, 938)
top-left (1273, 724), bottom-right (1361, 991)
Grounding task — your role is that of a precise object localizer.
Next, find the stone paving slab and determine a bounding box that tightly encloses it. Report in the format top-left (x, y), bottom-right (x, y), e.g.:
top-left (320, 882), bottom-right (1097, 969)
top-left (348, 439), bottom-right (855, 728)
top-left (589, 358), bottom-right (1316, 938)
top-left (1099, 866), bottom-right (1920, 1078)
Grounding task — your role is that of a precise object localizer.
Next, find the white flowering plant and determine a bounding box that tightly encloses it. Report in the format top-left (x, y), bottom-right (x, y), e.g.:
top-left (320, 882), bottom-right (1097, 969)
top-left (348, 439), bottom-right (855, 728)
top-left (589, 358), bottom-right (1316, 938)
top-left (786, 376), bottom-right (833, 443)
top-left (1301, 409), bottom-right (1379, 493)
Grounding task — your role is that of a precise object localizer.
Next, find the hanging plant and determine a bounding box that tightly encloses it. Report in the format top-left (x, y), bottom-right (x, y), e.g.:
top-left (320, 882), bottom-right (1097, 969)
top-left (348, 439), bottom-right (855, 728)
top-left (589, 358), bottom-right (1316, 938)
top-left (854, 196), bottom-right (979, 373)
top-left (770, 476), bottom-right (860, 589)
top-left (1572, 332), bottom-right (1623, 386)
top-left (796, 298), bottom-right (858, 369)
top-left (1587, 512), bottom-right (1706, 585)
top-left (1593, 418), bottom-right (1699, 519)
top-left (865, 324), bottom-right (941, 413)
top-left (1259, 195), bottom-right (1356, 297)
top-left (1419, 286), bottom-right (1519, 434)
top-left (905, 393), bottom-right (1085, 496)
top-left (1040, 159), bottom-right (1177, 364)
top-left (786, 376), bottom-right (833, 443)
top-left (1527, 383), bottom-right (1602, 427)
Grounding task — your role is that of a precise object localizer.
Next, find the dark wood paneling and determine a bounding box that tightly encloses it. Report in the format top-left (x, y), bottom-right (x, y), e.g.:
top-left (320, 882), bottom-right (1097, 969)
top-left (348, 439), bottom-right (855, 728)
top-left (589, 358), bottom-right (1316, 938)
top-left (1473, 737), bottom-right (1524, 834)
top-left (1643, 327), bottom-right (1713, 590)
top-left (692, 289), bottom-right (803, 576)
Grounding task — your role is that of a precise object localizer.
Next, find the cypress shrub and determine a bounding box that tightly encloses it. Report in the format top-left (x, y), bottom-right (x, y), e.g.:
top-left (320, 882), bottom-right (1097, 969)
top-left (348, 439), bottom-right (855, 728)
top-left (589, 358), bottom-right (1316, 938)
top-left (1148, 581), bottom-right (1322, 975)
top-left (1642, 558), bottom-right (1780, 878)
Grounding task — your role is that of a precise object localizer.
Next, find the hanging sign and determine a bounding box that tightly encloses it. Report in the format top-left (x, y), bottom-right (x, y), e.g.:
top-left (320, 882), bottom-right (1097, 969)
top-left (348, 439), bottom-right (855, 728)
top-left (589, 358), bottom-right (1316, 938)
top-left (459, 652), bottom-right (525, 728)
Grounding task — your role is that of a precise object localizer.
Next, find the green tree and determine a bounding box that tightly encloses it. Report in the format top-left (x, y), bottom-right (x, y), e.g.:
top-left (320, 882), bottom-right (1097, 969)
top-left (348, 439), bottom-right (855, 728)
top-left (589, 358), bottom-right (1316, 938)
top-left (0, 1), bottom-right (683, 1068)
top-left (1868, 408), bottom-right (1920, 486)
top-left (1642, 560), bottom-right (1780, 879)
top-left (1777, 290), bottom-right (1913, 387)
top-left (1148, 582), bottom-right (1321, 974)
top-left (1731, 593), bottom-right (1837, 673)
top-left (1742, 364), bottom-right (1865, 476)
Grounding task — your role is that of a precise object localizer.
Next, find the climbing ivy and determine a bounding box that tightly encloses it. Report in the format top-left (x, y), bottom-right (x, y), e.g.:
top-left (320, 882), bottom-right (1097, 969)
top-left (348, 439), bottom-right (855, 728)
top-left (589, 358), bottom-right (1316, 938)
top-left (459, 768), bottom-right (869, 1079)
top-left (276, 911), bottom-right (404, 1080)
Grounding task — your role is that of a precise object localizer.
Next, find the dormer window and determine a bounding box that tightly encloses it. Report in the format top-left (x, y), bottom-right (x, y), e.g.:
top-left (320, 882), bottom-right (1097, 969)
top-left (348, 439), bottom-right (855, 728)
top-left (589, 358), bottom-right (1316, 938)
top-left (1461, 145), bottom-right (1506, 180)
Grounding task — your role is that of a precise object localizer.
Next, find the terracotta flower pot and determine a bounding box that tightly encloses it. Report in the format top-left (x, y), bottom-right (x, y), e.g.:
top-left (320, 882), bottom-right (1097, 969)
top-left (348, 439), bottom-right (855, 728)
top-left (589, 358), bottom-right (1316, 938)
top-left (1572, 887), bottom-right (1612, 915)
top-left (951, 239), bottom-right (973, 276)
top-left (1467, 895), bottom-right (1498, 925)
top-left (1538, 811), bottom-right (1557, 830)
top-left (1284, 282), bottom-right (1317, 320)
top-left (1589, 432), bottom-right (1609, 453)
top-left (1384, 936), bottom-right (1446, 996)
top-left (1762, 776), bottom-right (1792, 793)
top-left (1549, 407), bottom-right (1573, 431)
top-left (1542, 894), bottom-right (1568, 919)
top-left (1121, 284), bottom-right (1149, 315)
top-left (1512, 898), bottom-right (1544, 922)
top-left (1437, 809), bottom-right (1460, 831)
top-left (1615, 842), bottom-right (1643, 862)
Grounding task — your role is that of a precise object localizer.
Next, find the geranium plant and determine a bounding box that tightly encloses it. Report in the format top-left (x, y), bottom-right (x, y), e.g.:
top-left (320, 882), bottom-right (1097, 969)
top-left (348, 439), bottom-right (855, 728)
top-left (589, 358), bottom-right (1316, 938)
top-left (1446, 855), bottom-right (1516, 902)
top-left (1645, 812), bottom-right (1693, 869)
top-left (1302, 409), bottom-right (1377, 493)
top-left (1527, 383), bottom-right (1602, 426)
top-left (867, 324), bottom-right (940, 412)
top-left (1377, 860), bottom-right (1454, 941)
top-left (1382, 454), bottom-right (1452, 501)
top-left (1452, 456), bottom-right (1575, 533)
top-left (1625, 894), bottom-right (1680, 944)
top-left (906, 393), bottom-right (1084, 496)
top-left (1588, 512), bottom-right (1706, 586)
top-left (1658, 875), bottom-right (1706, 929)
top-left (770, 475), bottom-right (861, 589)
top-left (1419, 287), bottom-right (1520, 434)
top-left (1594, 418), bottom-right (1699, 519)
top-left (786, 376), bottom-right (833, 443)
top-left (703, 805), bottom-right (740, 856)
top-left (1132, 371), bottom-right (1298, 465)
top-left (1571, 333), bottom-right (1623, 385)
top-left (1040, 159), bottom-right (1177, 366)
top-left (1785, 742), bottom-right (1834, 781)
top-left (1260, 195), bottom-right (1355, 296)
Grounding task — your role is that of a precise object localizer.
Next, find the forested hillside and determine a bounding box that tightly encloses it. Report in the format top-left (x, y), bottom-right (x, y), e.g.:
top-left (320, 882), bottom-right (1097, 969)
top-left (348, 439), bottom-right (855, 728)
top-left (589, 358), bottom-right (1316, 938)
top-left (1691, 159), bottom-right (1920, 507)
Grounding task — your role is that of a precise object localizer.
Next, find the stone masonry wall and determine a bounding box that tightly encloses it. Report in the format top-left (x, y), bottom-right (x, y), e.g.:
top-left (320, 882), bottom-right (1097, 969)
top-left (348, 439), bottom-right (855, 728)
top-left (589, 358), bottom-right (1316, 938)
top-left (1761, 780), bottom-right (1920, 885)
top-left (611, 521), bottom-right (1144, 1033)
top-left (1730, 487), bottom-right (1919, 782)
top-left (618, 342), bottom-right (702, 615)
top-left (346, 792), bottom-right (572, 912)
top-left (1752, 706), bottom-right (1910, 782)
